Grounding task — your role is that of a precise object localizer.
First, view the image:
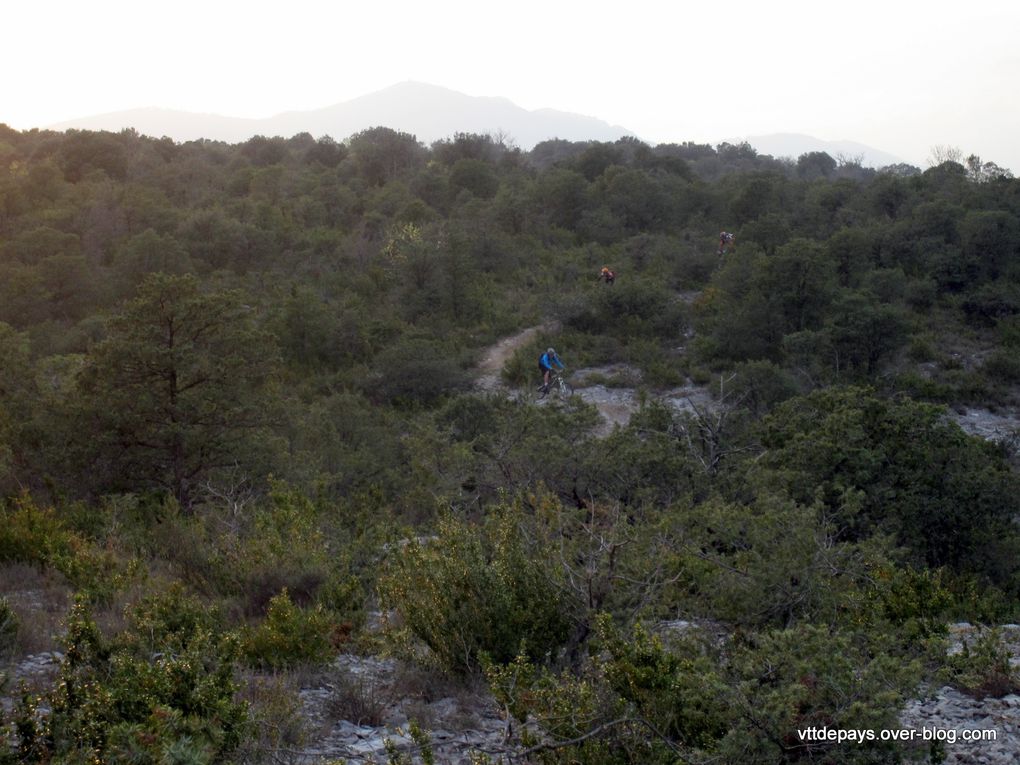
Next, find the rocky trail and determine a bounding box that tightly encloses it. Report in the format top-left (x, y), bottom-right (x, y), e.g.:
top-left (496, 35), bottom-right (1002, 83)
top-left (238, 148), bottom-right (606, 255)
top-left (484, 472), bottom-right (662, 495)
top-left (472, 318), bottom-right (1020, 446)
top-left (475, 321), bottom-right (558, 392)
top-left (474, 322), bottom-right (716, 436)
top-left (950, 406), bottom-right (1020, 445)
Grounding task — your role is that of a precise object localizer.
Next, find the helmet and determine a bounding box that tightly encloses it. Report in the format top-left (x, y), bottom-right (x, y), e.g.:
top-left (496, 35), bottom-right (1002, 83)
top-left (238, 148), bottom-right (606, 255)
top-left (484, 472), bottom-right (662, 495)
top-left (547, 347), bottom-right (555, 355)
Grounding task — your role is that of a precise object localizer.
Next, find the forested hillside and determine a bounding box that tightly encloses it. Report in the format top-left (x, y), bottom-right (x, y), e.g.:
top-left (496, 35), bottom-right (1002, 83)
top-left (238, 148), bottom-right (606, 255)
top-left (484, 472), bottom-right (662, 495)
top-left (2, 123), bottom-right (1019, 764)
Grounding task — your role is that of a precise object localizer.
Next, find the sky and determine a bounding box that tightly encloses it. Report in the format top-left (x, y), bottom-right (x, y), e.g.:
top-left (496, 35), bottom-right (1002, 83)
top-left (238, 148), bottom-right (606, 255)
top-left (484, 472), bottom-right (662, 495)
top-left (4, 0), bottom-right (1019, 172)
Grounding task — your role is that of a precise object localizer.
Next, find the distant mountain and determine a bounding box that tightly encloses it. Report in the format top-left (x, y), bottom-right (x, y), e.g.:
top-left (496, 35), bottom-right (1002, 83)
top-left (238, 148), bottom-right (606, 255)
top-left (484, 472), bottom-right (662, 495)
top-left (48, 82), bottom-right (635, 149)
top-left (731, 133), bottom-right (909, 169)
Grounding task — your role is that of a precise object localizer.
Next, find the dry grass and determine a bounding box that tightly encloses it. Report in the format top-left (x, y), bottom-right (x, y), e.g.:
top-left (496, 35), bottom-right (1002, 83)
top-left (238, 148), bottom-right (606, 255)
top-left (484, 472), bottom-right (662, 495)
top-left (234, 672), bottom-right (310, 764)
top-left (324, 668), bottom-right (390, 726)
top-left (0, 563), bottom-right (72, 657)
top-left (388, 661), bottom-right (463, 704)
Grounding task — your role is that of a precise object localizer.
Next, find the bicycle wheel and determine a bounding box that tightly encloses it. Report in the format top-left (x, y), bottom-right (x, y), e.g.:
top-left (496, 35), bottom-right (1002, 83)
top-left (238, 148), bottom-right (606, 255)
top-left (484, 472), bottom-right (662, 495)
top-left (557, 379), bottom-right (574, 397)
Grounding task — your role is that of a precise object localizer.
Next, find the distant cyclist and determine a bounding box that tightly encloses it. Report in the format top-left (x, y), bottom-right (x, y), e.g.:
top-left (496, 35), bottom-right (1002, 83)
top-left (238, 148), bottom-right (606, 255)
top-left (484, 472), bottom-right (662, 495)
top-left (718, 231), bottom-right (735, 255)
top-left (538, 347), bottom-right (564, 392)
top-left (599, 266), bottom-right (616, 285)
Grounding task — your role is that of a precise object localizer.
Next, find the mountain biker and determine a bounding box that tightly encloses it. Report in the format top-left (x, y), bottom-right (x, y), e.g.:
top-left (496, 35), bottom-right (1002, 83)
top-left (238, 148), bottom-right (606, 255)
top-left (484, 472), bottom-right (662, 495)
top-left (538, 347), bottom-right (564, 392)
top-left (599, 266), bottom-right (616, 285)
top-left (718, 231), bottom-right (735, 255)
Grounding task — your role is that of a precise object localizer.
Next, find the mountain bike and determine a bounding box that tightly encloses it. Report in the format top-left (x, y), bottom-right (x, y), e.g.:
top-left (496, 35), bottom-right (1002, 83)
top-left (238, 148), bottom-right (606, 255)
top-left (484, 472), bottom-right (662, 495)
top-left (539, 371), bottom-right (574, 398)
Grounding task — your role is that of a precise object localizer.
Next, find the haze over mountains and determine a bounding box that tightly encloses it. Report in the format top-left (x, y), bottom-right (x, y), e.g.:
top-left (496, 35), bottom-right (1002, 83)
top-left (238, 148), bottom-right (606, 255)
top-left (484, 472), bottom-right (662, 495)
top-left (732, 134), bottom-right (907, 170)
top-left (49, 81), bottom-right (908, 168)
top-left (50, 82), bottom-right (633, 149)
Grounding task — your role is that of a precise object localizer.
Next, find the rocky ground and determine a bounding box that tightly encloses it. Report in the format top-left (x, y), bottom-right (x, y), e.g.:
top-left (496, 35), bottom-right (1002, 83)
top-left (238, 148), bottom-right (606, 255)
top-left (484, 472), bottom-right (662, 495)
top-left (291, 654), bottom-right (514, 764)
top-left (898, 624), bottom-right (1020, 765)
top-left (6, 627), bottom-right (1020, 764)
top-left (949, 407), bottom-right (1020, 445)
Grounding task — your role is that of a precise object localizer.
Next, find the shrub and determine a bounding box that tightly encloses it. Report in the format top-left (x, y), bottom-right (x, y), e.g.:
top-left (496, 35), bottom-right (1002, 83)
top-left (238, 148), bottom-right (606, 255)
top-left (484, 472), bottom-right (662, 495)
top-left (562, 279), bottom-right (686, 341)
top-left (941, 627), bottom-right (1020, 699)
top-left (0, 495), bottom-right (70, 565)
top-left (235, 674), bottom-right (310, 761)
top-left (0, 597), bottom-right (17, 659)
top-left (241, 589), bottom-right (334, 670)
top-left (904, 277), bottom-right (937, 310)
top-left (325, 670), bottom-right (390, 726)
top-left (983, 348), bottom-right (1020, 383)
top-left (369, 338), bottom-right (472, 407)
top-left (624, 338), bottom-right (685, 387)
top-left (0, 495), bottom-right (136, 604)
top-left (9, 597), bottom-right (248, 763)
top-left (120, 583), bottom-right (221, 654)
top-left (167, 485), bottom-right (363, 624)
top-left (378, 509), bottom-right (571, 675)
top-left (961, 281), bottom-right (1020, 327)
top-left (487, 617), bottom-right (921, 765)
top-left (998, 314), bottom-right (1020, 348)
top-left (729, 359), bottom-right (799, 415)
top-left (758, 387), bottom-right (1020, 586)
top-left (675, 495), bottom-right (886, 629)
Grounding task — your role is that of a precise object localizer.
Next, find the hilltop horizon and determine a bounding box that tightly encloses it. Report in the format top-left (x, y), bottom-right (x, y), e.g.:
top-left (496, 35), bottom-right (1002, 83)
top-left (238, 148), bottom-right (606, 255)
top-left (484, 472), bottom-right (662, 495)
top-left (39, 81), bottom-right (916, 170)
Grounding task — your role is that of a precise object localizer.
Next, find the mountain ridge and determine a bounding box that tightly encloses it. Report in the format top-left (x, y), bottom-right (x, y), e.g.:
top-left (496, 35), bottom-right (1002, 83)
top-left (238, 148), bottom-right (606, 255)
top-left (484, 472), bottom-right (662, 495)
top-left (46, 82), bottom-right (906, 167)
top-left (732, 132), bottom-right (909, 169)
top-left (48, 81), bottom-right (635, 149)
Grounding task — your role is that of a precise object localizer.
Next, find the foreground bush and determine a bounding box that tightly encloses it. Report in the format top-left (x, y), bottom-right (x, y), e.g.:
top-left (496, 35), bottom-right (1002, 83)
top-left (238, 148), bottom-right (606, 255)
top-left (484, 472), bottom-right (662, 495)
top-left (378, 508), bottom-right (571, 674)
top-left (241, 588), bottom-right (334, 670)
top-left (0, 495), bottom-right (136, 604)
top-left (8, 592), bottom-right (247, 764)
top-left (488, 616), bottom-right (922, 765)
top-left (941, 627), bottom-right (1020, 699)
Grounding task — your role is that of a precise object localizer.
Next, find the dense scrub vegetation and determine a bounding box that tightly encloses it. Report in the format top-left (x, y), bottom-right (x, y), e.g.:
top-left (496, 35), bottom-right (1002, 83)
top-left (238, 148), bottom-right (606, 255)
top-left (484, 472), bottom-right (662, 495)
top-left (1, 122), bottom-right (1019, 763)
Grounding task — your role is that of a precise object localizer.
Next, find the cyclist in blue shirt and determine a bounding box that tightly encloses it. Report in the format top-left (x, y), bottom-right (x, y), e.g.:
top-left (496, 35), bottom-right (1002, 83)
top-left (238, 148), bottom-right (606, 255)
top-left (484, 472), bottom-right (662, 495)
top-left (539, 347), bottom-right (564, 392)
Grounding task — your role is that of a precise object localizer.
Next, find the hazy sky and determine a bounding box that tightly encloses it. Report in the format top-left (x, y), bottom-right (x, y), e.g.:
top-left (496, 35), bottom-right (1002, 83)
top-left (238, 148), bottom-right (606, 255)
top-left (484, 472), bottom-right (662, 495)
top-left (5, 0), bottom-right (1019, 171)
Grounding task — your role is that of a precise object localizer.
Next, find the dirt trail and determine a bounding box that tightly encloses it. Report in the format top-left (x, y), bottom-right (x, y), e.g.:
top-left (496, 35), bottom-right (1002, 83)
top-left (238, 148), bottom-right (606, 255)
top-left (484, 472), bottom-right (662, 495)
top-left (475, 324), bottom-right (717, 436)
top-left (475, 322), bottom-right (559, 391)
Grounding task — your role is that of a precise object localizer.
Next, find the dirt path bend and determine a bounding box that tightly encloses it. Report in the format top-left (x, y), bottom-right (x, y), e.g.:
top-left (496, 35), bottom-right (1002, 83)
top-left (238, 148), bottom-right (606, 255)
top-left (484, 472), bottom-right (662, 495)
top-left (476, 322), bottom-right (559, 391)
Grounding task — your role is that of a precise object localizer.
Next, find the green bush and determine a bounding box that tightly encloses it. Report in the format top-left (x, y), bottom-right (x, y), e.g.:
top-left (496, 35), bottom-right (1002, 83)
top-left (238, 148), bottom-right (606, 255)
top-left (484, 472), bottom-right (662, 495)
top-left (675, 495), bottom-right (887, 629)
top-left (729, 359), bottom-right (799, 415)
top-left (998, 314), bottom-right (1020, 347)
top-left (315, 568), bottom-right (366, 638)
top-left (121, 583), bottom-right (221, 655)
top-left (623, 337), bottom-right (685, 387)
top-left (983, 348), bottom-right (1020, 383)
top-left (488, 616), bottom-right (921, 765)
top-left (904, 277), bottom-right (937, 310)
top-left (0, 597), bottom-right (17, 659)
top-left (758, 387), bottom-right (1020, 586)
top-left (378, 508), bottom-right (571, 674)
top-left (10, 597), bottom-right (248, 764)
top-left (561, 279), bottom-right (686, 341)
top-left (241, 589), bottom-right (334, 670)
top-left (0, 495), bottom-right (70, 565)
top-left (0, 495), bottom-right (136, 604)
top-left (961, 281), bottom-right (1020, 327)
top-left (368, 337), bottom-right (472, 407)
top-left (160, 486), bottom-right (359, 621)
top-left (940, 627), bottom-right (1020, 699)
